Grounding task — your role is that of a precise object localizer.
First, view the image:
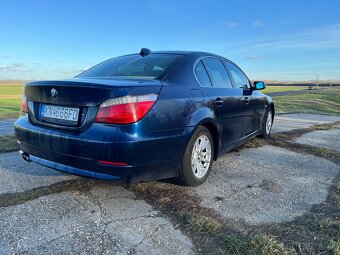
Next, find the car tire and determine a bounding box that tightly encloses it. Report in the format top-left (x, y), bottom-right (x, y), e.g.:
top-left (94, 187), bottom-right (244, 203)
top-left (259, 108), bottom-right (273, 138)
top-left (178, 126), bottom-right (214, 186)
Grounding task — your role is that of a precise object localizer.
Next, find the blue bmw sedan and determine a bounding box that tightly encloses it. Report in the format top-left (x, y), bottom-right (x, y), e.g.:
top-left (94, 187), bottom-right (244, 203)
top-left (15, 49), bottom-right (274, 186)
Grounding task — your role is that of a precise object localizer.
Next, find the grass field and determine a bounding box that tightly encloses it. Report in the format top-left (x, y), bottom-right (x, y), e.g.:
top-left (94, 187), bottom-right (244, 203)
top-left (262, 86), bottom-right (309, 94)
top-left (0, 82), bottom-right (339, 118)
top-left (274, 87), bottom-right (340, 115)
top-left (0, 82), bottom-right (24, 119)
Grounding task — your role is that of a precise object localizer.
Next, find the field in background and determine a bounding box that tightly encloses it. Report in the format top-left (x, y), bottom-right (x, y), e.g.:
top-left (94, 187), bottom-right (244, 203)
top-left (0, 82), bottom-right (339, 118)
top-left (274, 87), bottom-right (340, 115)
top-left (262, 85), bottom-right (308, 93)
top-left (0, 82), bottom-right (24, 119)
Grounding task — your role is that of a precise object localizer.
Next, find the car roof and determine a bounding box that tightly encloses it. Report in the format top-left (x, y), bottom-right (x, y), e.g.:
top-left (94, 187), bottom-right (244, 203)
top-left (149, 50), bottom-right (222, 58)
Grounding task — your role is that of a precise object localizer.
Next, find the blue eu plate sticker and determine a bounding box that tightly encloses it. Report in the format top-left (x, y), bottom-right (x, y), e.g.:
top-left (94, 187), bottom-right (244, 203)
top-left (40, 105), bottom-right (46, 117)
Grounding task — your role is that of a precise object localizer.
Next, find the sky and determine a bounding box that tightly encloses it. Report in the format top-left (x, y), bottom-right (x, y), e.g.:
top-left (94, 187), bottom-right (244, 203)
top-left (0, 0), bottom-right (340, 81)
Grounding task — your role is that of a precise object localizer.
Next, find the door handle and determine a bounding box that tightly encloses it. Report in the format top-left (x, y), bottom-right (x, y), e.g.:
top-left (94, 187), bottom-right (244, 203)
top-left (243, 97), bottom-right (250, 104)
top-left (214, 98), bottom-right (223, 107)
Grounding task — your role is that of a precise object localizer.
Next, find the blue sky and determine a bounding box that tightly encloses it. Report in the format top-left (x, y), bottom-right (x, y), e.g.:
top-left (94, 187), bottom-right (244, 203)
top-left (0, 0), bottom-right (340, 81)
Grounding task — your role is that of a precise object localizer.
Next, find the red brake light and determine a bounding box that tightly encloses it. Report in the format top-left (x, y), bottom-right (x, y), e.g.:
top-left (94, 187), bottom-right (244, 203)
top-left (95, 94), bottom-right (158, 124)
top-left (97, 160), bottom-right (128, 166)
top-left (21, 94), bottom-right (28, 113)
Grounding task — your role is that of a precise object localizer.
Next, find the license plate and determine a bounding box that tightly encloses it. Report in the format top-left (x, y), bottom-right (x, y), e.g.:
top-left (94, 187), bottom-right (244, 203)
top-left (40, 104), bottom-right (79, 122)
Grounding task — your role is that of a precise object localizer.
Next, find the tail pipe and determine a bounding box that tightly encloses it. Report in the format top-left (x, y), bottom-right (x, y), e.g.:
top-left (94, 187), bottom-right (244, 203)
top-left (20, 150), bottom-right (31, 162)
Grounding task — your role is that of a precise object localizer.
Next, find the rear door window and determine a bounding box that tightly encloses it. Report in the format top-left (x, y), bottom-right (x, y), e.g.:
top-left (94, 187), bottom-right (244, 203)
top-left (224, 61), bottom-right (250, 89)
top-left (202, 58), bottom-right (232, 88)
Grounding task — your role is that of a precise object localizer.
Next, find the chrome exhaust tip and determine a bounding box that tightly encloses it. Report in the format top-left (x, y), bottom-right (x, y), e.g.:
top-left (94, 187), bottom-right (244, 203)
top-left (20, 150), bottom-right (31, 162)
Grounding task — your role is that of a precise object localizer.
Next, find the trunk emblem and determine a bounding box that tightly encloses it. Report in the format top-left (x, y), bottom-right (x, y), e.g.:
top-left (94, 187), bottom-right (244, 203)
top-left (51, 88), bottom-right (58, 98)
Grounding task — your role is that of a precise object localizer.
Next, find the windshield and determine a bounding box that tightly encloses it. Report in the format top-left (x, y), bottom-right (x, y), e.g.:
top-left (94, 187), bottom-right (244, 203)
top-left (77, 54), bottom-right (183, 79)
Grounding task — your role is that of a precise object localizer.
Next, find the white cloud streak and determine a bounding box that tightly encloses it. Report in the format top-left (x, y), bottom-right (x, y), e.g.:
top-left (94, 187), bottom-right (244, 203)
top-left (253, 20), bottom-right (263, 27)
top-left (226, 22), bottom-right (238, 28)
top-left (249, 24), bottom-right (340, 50)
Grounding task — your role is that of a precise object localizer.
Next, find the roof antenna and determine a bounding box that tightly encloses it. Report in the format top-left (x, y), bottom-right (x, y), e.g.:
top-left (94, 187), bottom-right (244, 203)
top-left (140, 48), bottom-right (151, 57)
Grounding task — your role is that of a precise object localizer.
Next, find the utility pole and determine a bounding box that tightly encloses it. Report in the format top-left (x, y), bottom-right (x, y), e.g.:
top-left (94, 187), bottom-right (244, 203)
top-left (316, 74), bottom-right (319, 89)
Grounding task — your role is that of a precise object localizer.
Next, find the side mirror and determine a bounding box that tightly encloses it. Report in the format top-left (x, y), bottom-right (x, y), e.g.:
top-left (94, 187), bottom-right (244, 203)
top-left (253, 81), bottom-right (266, 90)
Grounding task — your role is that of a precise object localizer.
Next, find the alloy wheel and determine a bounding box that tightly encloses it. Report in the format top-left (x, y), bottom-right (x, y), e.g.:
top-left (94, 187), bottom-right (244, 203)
top-left (191, 135), bottom-right (212, 179)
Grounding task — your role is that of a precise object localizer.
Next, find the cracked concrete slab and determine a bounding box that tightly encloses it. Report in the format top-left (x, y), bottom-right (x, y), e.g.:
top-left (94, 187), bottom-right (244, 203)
top-left (272, 113), bottom-right (340, 133)
top-left (0, 183), bottom-right (194, 254)
top-left (294, 128), bottom-right (340, 152)
top-left (0, 152), bottom-right (79, 194)
top-left (191, 145), bottom-right (339, 225)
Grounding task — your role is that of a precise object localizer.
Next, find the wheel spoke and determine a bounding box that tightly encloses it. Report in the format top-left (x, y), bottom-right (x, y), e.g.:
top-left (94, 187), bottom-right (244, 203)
top-left (201, 151), bottom-right (211, 156)
top-left (198, 139), bottom-right (205, 151)
top-left (202, 157), bottom-right (210, 163)
top-left (192, 159), bottom-right (198, 173)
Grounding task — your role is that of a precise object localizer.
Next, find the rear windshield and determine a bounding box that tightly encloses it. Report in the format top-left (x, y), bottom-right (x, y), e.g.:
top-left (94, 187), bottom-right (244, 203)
top-left (77, 54), bottom-right (183, 79)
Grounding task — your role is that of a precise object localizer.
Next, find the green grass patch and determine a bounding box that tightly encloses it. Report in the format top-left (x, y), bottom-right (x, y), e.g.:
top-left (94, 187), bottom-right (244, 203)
top-left (0, 98), bottom-right (21, 119)
top-left (0, 135), bottom-right (18, 153)
top-left (223, 234), bottom-right (295, 255)
top-left (177, 210), bottom-right (220, 235)
top-left (274, 88), bottom-right (340, 115)
top-left (0, 84), bottom-right (24, 96)
top-left (0, 82), bottom-right (24, 118)
top-left (329, 238), bottom-right (340, 255)
top-left (263, 86), bottom-right (308, 94)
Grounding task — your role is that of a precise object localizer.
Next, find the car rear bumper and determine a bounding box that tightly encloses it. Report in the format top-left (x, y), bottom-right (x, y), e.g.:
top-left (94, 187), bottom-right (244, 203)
top-left (15, 115), bottom-right (193, 183)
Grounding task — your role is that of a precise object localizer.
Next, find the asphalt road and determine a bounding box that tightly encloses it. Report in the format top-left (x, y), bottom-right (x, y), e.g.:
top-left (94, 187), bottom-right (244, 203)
top-left (0, 118), bottom-right (16, 136)
top-left (0, 113), bottom-right (339, 254)
top-left (272, 113), bottom-right (340, 133)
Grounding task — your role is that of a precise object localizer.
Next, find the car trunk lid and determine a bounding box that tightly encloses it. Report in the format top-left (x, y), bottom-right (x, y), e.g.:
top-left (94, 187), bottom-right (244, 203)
top-left (24, 78), bottom-right (162, 130)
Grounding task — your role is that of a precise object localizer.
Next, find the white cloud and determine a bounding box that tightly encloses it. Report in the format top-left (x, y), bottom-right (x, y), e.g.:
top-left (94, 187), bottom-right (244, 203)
top-left (226, 22), bottom-right (238, 28)
top-left (0, 63), bottom-right (24, 71)
top-left (246, 55), bottom-right (265, 60)
top-left (253, 20), bottom-right (263, 27)
top-left (249, 24), bottom-right (340, 50)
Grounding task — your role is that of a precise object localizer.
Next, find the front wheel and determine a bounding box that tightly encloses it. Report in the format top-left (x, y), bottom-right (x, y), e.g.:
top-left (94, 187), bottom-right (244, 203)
top-left (178, 126), bottom-right (214, 186)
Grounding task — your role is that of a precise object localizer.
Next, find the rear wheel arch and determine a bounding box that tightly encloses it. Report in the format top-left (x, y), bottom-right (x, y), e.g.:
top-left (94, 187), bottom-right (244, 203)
top-left (199, 121), bottom-right (220, 160)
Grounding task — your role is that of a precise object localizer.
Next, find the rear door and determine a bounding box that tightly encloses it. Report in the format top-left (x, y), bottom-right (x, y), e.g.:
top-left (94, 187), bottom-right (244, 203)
top-left (223, 61), bottom-right (265, 135)
top-left (195, 58), bottom-right (246, 146)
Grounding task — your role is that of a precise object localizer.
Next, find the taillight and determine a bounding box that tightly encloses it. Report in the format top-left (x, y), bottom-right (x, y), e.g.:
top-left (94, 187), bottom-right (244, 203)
top-left (95, 94), bottom-right (158, 124)
top-left (21, 94), bottom-right (28, 113)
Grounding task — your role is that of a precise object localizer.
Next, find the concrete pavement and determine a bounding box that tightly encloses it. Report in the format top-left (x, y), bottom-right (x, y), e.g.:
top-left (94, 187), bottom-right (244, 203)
top-left (0, 183), bottom-right (194, 254)
top-left (0, 113), bottom-right (339, 253)
top-left (295, 127), bottom-right (340, 152)
top-left (191, 145), bottom-right (339, 225)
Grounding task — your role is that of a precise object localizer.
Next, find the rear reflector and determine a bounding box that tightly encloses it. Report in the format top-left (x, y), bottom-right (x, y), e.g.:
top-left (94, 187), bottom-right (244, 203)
top-left (98, 160), bottom-right (128, 166)
top-left (95, 94), bottom-right (158, 124)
